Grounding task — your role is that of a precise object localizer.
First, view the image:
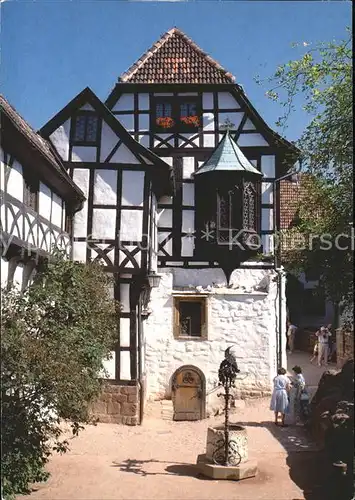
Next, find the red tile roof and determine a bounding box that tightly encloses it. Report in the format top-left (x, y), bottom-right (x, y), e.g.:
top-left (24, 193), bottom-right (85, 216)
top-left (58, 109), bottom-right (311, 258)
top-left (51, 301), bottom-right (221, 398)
top-left (0, 94), bottom-right (63, 172)
top-left (280, 178), bottom-right (302, 230)
top-left (1, 94), bottom-right (85, 200)
top-left (279, 174), bottom-right (314, 254)
top-left (119, 27), bottom-right (235, 84)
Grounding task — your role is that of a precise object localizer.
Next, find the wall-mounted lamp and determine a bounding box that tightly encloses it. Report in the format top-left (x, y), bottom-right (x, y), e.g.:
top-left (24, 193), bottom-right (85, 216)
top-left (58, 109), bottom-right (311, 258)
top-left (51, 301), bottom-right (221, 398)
top-left (147, 271), bottom-right (162, 288)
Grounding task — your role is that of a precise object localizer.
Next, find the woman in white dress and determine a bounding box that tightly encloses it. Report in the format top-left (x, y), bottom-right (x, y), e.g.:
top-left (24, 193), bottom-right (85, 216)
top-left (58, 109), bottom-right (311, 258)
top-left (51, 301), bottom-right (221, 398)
top-left (270, 367), bottom-right (291, 426)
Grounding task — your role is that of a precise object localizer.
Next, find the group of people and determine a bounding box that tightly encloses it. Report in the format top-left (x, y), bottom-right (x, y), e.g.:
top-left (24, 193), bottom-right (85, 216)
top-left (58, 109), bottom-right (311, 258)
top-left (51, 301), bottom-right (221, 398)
top-left (286, 321), bottom-right (336, 366)
top-left (270, 365), bottom-right (309, 427)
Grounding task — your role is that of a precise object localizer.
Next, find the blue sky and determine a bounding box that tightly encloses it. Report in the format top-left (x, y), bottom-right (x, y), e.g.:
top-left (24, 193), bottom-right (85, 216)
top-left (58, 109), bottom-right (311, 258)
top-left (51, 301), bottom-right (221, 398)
top-left (1, 1), bottom-right (351, 142)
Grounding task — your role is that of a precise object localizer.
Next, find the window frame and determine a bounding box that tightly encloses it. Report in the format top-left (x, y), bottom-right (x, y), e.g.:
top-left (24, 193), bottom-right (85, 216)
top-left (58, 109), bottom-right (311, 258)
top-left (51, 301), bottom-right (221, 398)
top-left (152, 96), bottom-right (201, 133)
top-left (72, 112), bottom-right (99, 145)
top-left (173, 296), bottom-right (208, 340)
top-left (216, 185), bottom-right (242, 245)
top-left (23, 171), bottom-right (39, 211)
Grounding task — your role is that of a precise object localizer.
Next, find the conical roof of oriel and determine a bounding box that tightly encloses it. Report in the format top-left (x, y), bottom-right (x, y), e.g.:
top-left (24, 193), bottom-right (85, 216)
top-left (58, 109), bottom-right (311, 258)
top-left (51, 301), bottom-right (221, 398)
top-left (194, 130), bottom-right (263, 176)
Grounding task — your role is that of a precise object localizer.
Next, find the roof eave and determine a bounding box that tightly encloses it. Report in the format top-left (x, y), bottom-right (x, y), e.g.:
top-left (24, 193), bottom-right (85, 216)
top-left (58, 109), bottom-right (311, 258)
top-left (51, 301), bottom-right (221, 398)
top-left (40, 87), bottom-right (174, 197)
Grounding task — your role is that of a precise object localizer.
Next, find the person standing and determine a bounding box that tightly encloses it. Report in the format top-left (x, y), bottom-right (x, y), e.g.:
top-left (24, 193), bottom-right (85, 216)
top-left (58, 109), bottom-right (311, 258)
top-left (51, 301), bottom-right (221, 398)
top-left (290, 365), bottom-right (307, 425)
top-left (270, 367), bottom-right (291, 426)
top-left (310, 334), bottom-right (319, 364)
top-left (327, 323), bottom-right (336, 362)
top-left (287, 322), bottom-right (298, 354)
top-left (316, 326), bottom-right (331, 366)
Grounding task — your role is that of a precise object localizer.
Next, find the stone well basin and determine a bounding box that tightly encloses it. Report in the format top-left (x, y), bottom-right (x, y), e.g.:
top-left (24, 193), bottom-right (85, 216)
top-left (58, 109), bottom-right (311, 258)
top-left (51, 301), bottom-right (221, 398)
top-left (206, 424), bottom-right (248, 464)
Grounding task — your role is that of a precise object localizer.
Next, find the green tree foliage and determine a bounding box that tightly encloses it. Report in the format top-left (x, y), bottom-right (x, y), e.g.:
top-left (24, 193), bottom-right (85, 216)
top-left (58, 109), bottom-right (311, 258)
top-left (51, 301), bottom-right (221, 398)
top-left (1, 253), bottom-right (118, 499)
top-left (262, 30), bottom-right (353, 320)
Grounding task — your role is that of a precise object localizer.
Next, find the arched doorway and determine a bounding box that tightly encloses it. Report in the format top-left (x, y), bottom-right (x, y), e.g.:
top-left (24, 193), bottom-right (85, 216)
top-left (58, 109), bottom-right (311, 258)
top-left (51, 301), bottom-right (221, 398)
top-left (171, 365), bottom-right (206, 421)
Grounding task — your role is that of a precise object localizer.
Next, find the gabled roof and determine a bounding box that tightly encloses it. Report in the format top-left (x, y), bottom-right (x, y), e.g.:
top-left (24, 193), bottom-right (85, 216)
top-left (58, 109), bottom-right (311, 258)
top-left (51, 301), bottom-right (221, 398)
top-left (1, 94), bottom-right (65, 175)
top-left (40, 87), bottom-right (174, 197)
top-left (228, 86), bottom-right (300, 159)
top-left (195, 130), bottom-right (263, 176)
top-left (0, 94), bottom-right (85, 205)
top-left (119, 27), bottom-right (235, 84)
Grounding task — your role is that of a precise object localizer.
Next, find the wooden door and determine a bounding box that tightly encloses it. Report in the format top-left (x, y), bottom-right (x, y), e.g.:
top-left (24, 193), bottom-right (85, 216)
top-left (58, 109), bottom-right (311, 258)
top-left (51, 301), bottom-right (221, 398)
top-left (172, 366), bottom-right (205, 421)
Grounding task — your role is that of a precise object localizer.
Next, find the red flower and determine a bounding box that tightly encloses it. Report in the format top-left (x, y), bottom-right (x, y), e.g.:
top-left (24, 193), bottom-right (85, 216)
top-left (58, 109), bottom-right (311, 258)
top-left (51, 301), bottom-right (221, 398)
top-left (156, 117), bottom-right (175, 128)
top-left (180, 115), bottom-right (200, 127)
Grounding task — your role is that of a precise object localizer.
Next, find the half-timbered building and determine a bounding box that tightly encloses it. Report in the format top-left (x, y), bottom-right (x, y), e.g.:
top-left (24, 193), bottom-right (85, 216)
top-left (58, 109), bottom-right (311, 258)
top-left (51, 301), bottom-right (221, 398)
top-left (0, 95), bottom-right (85, 290)
top-left (39, 28), bottom-right (299, 424)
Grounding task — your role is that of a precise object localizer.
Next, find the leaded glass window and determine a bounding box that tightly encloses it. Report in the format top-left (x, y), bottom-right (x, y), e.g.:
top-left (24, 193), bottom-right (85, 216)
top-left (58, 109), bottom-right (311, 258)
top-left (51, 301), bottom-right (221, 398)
top-left (243, 182), bottom-right (256, 231)
top-left (86, 116), bottom-right (98, 142)
top-left (74, 116), bottom-right (86, 141)
top-left (173, 297), bottom-right (207, 339)
top-left (155, 102), bottom-right (174, 129)
top-left (154, 98), bottom-right (200, 130)
top-left (180, 301), bottom-right (202, 337)
top-left (180, 102), bottom-right (199, 128)
top-left (73, 114), bottom-right (99, 143)
top-left (156, 102), bottom-right (172, 118)
top-left (217, 186), bottom-right (240, 243)
top-left (217, 192), bottom-right (230, 229)
top-left (23, 171), bottom-right (38, 211)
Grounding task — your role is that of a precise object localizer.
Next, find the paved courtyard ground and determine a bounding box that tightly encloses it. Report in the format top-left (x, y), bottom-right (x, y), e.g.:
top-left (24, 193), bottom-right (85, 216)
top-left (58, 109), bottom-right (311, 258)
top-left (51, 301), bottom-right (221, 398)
top-left (17, 353), bottom-right (336, 500)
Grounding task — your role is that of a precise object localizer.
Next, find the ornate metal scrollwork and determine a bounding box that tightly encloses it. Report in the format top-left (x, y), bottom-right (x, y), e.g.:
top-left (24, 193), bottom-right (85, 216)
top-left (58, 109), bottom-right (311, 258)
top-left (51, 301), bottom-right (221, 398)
top-left (211, 438), bottom-right (242, 467)
top-left (215, 347), bottom-right (242, 467)
top-left (182, 371), bottom-right (195, 384)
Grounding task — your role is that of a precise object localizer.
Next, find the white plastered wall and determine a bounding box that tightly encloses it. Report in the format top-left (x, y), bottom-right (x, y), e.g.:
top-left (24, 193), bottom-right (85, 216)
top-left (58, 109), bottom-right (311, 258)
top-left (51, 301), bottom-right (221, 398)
top-left (144, 267), bottom-right (284, 411)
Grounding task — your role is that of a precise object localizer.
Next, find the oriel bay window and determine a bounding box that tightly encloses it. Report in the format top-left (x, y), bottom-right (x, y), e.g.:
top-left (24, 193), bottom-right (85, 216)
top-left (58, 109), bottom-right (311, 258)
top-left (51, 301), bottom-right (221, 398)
top-left (72, 113), bottom-right (99, 144)
top-left (217, 185), bottom-right (240, 244)
top-left (242, 180), bottom-right (259, 246)
top-left (154, 97), bottom-right (200, 131)
top-left (173, 296), bottom-right (207, 339)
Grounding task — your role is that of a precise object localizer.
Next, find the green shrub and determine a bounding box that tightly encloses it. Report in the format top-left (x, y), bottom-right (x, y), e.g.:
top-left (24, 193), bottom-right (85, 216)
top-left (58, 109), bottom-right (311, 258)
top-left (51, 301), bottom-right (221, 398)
top-left (1, 252), bottom-right (118, 499)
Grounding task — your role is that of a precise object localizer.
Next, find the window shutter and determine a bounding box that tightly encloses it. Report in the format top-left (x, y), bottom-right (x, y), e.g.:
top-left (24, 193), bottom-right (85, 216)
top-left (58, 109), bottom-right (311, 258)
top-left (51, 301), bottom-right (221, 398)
top-left (23, 174), bottom-right (38, 211)
top-left (201, 298), bottom-right (207, 339)
top-left (173, 298), bottom-right (180, 338)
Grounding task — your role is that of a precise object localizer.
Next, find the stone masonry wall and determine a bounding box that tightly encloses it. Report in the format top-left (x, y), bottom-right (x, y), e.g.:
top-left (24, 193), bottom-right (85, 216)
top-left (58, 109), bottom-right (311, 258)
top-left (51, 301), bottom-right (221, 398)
top-left (144, 267), bottom-right (285, 413)
top-left (336, 328), bottom-right (354, 368)
top-left (90, 382), bottom-right (140, 425)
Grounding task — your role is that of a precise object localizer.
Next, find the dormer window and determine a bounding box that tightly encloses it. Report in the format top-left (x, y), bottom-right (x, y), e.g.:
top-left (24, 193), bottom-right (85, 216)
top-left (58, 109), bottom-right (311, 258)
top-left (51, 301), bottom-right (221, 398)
top-left (153, 97), bottom-right (200, 132)
top-left (73, 113), bottom-right (99, 144)
top-left (155, 102), bottom-right (174, 129)
top-left (179, 101), bottom-right (199, 129)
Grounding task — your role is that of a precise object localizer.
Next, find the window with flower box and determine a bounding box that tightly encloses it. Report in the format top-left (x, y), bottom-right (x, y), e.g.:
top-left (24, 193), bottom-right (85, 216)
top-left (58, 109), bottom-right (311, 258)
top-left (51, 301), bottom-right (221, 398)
top-left (153, 97), bottom-right (201, 132)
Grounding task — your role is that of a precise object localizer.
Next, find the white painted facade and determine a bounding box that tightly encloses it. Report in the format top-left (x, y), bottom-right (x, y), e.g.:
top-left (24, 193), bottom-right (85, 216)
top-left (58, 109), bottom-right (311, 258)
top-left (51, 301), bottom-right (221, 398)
top-left (144, 267), bottom-right (286, 410)
top-left (110, 90), bottom-right (277, 259)
top-left (36, 71), bottom-right (295, 416)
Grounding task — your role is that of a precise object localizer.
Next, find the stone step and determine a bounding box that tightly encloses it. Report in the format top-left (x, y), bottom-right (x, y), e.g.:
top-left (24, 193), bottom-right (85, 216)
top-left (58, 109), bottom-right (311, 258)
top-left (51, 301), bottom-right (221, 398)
top-left (160, 400), bottom-right (173, 420)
